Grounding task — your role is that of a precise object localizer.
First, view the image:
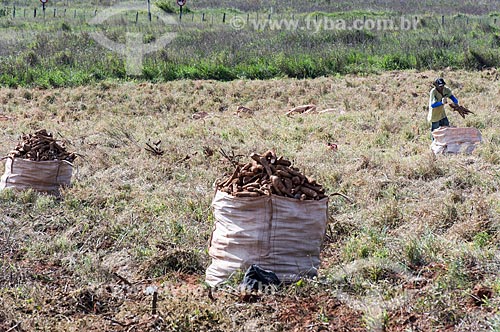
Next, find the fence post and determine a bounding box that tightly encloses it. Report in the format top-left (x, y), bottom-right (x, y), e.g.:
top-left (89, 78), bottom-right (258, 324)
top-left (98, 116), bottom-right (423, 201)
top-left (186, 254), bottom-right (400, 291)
top-left (34, 8), bottom-right (36, 18)
top-left (202, 12), bottom-right (205, 22)
top-left (222, 12), bottom-right (225, 23)
top-left (53, 8), bottom-right (56, 17)
top-left (12, 5), bottom-right (15, 18)
top-left (135, 11), bottom-right (138, 24)
top-left (64, 8), bottom-right (66, 17)
top-left (441, 15), bottom-right (445, 25)
top-left (147, 0), bottom-right (151, 22)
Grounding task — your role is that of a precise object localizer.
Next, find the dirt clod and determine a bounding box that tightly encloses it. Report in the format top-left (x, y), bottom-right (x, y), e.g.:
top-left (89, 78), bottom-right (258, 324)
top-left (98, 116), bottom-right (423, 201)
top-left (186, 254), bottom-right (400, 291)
top-left (471, 284), bottom-right (494, 306)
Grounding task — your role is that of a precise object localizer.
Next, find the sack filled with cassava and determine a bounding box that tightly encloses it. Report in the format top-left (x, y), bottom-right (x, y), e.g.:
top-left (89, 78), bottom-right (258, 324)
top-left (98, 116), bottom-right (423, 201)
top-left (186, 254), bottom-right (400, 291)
top-left (0, 129), bottom-right (77, 196)
top-left (205, 150), bottom-right (328, 287)
top-left (431, 127), bottom-right (482, 155)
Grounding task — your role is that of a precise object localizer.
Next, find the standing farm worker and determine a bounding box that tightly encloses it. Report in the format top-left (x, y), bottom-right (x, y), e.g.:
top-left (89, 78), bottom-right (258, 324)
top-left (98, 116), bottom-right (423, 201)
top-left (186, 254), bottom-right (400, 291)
top-left (428, 78), bottom-right (459, 137)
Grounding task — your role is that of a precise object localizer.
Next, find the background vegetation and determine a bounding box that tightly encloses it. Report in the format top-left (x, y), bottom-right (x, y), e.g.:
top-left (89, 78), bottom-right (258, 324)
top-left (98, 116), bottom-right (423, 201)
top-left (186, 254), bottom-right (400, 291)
top-left (2, 0), bottom-right (500, 87)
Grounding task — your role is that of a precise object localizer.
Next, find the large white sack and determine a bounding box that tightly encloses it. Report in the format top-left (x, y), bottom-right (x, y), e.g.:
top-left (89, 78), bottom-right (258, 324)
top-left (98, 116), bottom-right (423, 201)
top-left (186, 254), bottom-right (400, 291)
top-left (431, 127), bottom-right (482, 154)
top-left (206, 191), bottom-right (328, 287)
top-left (0, 157), bottom-right (73, 196)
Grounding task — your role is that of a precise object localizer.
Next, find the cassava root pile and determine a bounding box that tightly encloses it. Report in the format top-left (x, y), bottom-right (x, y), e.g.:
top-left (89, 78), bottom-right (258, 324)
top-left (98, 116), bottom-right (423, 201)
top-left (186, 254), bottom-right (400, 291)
top-left (216, 150), bottom-right (326, 200)
top-left (8, 129), bottom-right (77, 162)
top-left (449, 103), bottom-right (474, 118)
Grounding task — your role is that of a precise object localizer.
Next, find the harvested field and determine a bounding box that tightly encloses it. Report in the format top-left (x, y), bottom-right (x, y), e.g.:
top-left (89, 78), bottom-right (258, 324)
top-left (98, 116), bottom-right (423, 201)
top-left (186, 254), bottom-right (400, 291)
top-left (0, 70), bottom-right (499, 331)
